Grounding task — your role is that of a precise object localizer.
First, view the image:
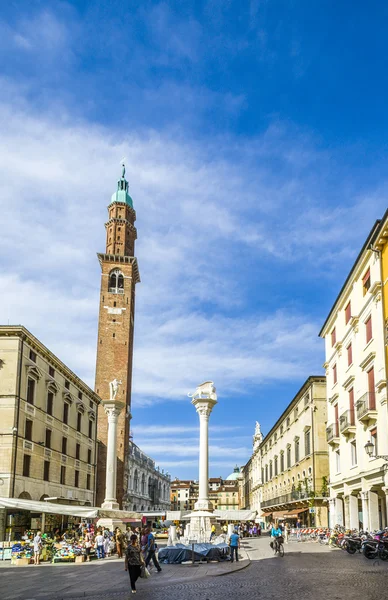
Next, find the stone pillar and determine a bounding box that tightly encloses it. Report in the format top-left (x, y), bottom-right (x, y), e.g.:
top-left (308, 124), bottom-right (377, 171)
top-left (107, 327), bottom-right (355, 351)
top-left (344, 495), bottom-right (350, 528)
top-left (0, 508), bottom-right (6, 542)
top-left (368, 490), bottom-right (380, 531)
top-left (328, 498), bottom-right (336, 529)
top-left (192, 395), bottom-right (217, 511)
top-left (334, 497), bottom-right (344, 526)
top-left (383, 488), bottom-right (388, 528)
top-left (102, 403), bottom-right (124, 509)
top-left (361, 491), bottom-right (369, 531)
top-left (348, 495), bottom-right (359, 530)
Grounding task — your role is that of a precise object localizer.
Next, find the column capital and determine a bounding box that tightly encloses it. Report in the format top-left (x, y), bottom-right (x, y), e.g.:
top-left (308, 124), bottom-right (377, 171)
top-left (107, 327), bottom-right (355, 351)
top-left (102, 399), bottom-right (125, 421)
top-left (192, 398), bottom-right (217, 419)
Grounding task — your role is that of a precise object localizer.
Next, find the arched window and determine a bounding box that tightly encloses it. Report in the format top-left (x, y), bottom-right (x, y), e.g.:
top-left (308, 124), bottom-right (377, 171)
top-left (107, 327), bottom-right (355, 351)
top-left (108, 269), bottom-right (124, 294)
top-left (141, 474), bottom-right (145, 494)
top-left (134, 469), bottom-right (138, 492)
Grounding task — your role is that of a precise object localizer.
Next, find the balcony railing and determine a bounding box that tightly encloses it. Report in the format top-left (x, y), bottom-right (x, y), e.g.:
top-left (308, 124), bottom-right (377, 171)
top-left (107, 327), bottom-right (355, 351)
top-left (261, 490), bottom-right (310, 509)
top-left (356, 392), bottom-right (377, 421)
top-left (340, 410), bottom-right (356, 433)
top-left (326, 423), bottom-right (339, 442)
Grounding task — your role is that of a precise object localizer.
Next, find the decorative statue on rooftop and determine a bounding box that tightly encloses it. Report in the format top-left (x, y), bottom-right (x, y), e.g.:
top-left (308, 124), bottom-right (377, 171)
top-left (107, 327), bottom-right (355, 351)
top-left (187, 381), bottom-right (217, 401)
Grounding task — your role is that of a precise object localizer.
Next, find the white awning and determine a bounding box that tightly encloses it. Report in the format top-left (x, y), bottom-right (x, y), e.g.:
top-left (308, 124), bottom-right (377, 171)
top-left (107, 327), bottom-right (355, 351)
top-left (215, 510), bottom-right (257, 521)
top-left (0, 497), bottom-right (141, 520)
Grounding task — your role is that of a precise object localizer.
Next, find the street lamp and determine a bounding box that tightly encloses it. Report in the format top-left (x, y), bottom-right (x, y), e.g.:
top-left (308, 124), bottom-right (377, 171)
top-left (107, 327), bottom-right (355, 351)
top-left (364, 440), bottom-right (388, 461)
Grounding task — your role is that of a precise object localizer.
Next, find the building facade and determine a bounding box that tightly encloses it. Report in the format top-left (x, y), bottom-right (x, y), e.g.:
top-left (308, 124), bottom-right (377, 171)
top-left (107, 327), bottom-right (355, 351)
top-left (170, 476), bottom-right (237, 512)
top-left (320, 212), bottom-right (388, 530)
top-left (260, 377), bottom-right (329, 527)
top-left (0, 326), bottom-right (100, 539)
top-left (94, 165), bottom-right (140, 508)
top-left (250, 423), bottom-right (263, 515)
top-left (217, 484), bottom-right (239, 510)
top-left (124, 441), bottom-right (170, 512)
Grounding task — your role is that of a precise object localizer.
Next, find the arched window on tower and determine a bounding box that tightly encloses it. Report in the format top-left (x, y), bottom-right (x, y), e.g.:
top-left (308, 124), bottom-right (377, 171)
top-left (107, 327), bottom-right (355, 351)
top-left (109, 269), bottom-right (124, 294)
top-left (141, 474), bottom-right (145, 495)
top-left (134, 469), bottom-right (138, 492)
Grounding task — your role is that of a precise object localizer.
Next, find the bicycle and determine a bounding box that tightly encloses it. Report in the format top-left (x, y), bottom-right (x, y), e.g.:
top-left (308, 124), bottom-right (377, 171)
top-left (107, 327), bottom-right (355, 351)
top-left (272, 536), bottom-right (285, 557)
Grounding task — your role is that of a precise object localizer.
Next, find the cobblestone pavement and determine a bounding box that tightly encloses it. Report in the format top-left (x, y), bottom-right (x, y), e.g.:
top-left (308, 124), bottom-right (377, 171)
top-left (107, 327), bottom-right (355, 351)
top-left (2, 537), bottom-right (387, 600)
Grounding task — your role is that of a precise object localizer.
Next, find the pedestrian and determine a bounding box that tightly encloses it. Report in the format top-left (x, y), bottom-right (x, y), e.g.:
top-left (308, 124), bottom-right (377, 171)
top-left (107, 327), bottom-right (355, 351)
top-left (145, 528), bottom-right (162, 573)
top-left (103, 528), bottom-right (111, 557)
top-left (229, 529), bottom-right (240, 563)
top-left (258, 525), bottom-right (261, 536)
top-left (210, 523), bottom-right (216, 541)
top-left (33, 530), bottom-right (42, 565)
top-left (95, 530), bottom-right (105, 559)
top-left (284, 522), bottom-right (289, 545)
top-left (115, 527), bottom-right (123, 558)
top-left (84, 531), bottom-right (93, 562)
top-left (125, 534), bottom-right (144, 595)
top-left (140, 528), bottom-right (148, 561)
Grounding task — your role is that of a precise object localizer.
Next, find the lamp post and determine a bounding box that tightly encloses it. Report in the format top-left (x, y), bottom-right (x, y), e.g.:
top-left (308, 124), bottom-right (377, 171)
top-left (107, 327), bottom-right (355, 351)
top-left (364, 440), bottom-right (388, 462)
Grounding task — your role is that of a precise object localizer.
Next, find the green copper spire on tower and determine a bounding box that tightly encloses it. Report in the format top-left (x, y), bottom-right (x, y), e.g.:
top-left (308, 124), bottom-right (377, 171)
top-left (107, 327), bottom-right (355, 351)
top-left (110, 162), bottom-right (133, 208)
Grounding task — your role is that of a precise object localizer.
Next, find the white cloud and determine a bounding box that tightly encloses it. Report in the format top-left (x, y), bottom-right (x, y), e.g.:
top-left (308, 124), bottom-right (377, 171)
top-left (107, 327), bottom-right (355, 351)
top-left (0, 89), bottom-right (386, 412)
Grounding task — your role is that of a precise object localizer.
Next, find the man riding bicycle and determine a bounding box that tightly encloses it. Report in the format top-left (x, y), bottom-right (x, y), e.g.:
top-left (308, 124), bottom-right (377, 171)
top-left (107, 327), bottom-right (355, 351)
top-left (270, 523), bottom-right (284, 552)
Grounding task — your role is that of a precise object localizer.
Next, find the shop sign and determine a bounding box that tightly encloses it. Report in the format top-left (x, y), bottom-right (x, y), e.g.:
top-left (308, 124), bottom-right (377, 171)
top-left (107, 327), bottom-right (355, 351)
top-left (309, 507), bottom-right (315, 514)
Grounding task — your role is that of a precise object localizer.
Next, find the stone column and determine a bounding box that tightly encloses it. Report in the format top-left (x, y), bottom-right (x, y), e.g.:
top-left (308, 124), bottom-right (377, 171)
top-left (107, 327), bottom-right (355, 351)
top-left (368, 490), bottom-right (380, 531)
top-left (101, 400), bottom-right (125, 510)
top-left (192, 396), bottom-right (217, 511)
top-left (348, 494), bottom-right (359, 530)
top-left (361, 491), bottom-right (369, 531)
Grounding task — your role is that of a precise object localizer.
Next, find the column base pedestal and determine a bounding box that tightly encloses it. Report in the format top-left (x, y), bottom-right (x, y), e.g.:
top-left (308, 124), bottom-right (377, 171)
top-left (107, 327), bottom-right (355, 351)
top-left (96, 518), bottom-right (125, 532)
top-left (186, 510), bottom-right (216, 544)
top-left (194, 499), bottom-right (213, 511)
top-left (101, 500), bottom-right (120, 510)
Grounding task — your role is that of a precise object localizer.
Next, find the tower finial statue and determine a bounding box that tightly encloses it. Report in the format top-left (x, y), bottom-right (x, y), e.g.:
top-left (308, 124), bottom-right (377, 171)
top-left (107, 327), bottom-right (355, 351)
top-left (121, 162), bottom-right (126, 178)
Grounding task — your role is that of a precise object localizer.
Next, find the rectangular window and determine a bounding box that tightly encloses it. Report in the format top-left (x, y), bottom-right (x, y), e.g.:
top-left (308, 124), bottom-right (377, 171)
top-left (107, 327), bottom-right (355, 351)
top-left (29, 349), bottom-right (37, 362)
top-left (347, 343), bottom-right (353, 367)
top-left (368, 367), bottom-right (376, 409)
top-left (274, 457), bottom-right (278, 476)
top-left (87, 449), bottom-right (92, 464)
top-left (88, 420), bottom-right (93, 439)
top-left (47, 392), bottom-right (54, 416)
top-left (287, 446), bottom-right (291, 468)
top-left (261, 468), bottom-right (264, 482)
top-left (45, 428), bottom-right (51, 449)
top-left (286, 417), bottom-right (290, 428)
top-left (333, 363), bottom-right (337, 385)
top-left (23, 454), bottom-right (31, 477)
top-left (370, 427), bottom-right (378, 456)
top-left (269, 462), bottom-right (273, 479)
top-left (78, 391), bottom-right (82, 400)
top-left (334, 403), bottom-right (339, 436)
top-left (365, 316), bottom-right (372, 344)
top-left (43, 460), bottom-right (50, 481)
top-left (63, 402), bottom-right (69, 425)
top-left (363, 268), bottom-right (371, 295)
top-left (76, 443), bottom-right (80, 460)
top-left (345, 301), bottom-right (351, 324)
top-left (25, 419), bottom-right (33, 441)
top-left (295, 439), bottom-right (300, 463)
top-left (60, 466), bottom-right (66, 485)
top-left (265, 465), bottom-right (268, 482)
top-left (331, 327), bottom-right (336, 347)
top-left (280, 453), bottom-right (284, 472)
top-left (27, 378), bottom-right (35, 405)
top-left (87, 474), bottom-right (91, 490)
top-left (62, 437), bottom-right (67, 455)
top-left (305, 430), bottom-right (311, 456)
top-left (75, 470), bottom-right (79, 488)
top-left (350, 441), bottom-right (357, 467)
top-left (65, 380), bottom-right (70, 390)
top-left (349, 388), bottom-right (355, 425)
top-left (77, 412), bottom-right (82, 433)
top-left (49, 366), bottom-right (55, 377)
top-left (335, 450), bottom-right (341, 473)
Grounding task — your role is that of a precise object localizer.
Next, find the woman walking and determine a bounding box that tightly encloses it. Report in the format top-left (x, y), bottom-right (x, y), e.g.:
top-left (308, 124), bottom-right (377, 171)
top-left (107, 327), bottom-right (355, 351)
top-left (125, 534), bottom-right (144, 594)
top-left (115, 527), bottom-right (123, 558)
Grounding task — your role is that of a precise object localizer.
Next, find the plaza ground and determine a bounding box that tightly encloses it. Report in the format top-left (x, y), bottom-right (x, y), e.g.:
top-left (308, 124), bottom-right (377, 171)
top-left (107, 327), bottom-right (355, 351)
top-left (1, 536), bottom-right (386, 600)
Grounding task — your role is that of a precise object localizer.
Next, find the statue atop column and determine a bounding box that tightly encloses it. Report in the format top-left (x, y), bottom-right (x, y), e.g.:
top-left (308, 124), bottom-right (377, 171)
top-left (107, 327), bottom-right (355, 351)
top-left (109, 378), bottom-right (122, 401)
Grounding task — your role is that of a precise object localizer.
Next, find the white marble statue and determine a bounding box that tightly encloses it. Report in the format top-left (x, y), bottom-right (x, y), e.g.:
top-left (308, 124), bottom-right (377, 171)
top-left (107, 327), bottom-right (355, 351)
top-left (255, 421), bottom-right (261, 436)
top-left (187, 381), bottom-right (217, 401)
top-left (109, 378), bottom-right (122, 401)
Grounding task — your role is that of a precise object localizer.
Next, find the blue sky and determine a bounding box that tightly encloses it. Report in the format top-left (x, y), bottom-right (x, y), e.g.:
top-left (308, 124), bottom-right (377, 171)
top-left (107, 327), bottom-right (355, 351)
top-left (1, 1), bottom-right (388, 480)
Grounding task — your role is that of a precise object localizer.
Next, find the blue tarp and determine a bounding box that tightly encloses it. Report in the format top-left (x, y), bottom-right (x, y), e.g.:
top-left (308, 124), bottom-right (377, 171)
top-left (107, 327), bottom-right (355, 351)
top-left (158, 543), bottom-right (230, 564)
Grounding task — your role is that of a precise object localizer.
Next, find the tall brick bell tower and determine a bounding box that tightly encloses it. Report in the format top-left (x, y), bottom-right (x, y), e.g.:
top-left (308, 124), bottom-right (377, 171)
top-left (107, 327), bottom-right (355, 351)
top-left (95, 164), bottom-right (140, 508)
